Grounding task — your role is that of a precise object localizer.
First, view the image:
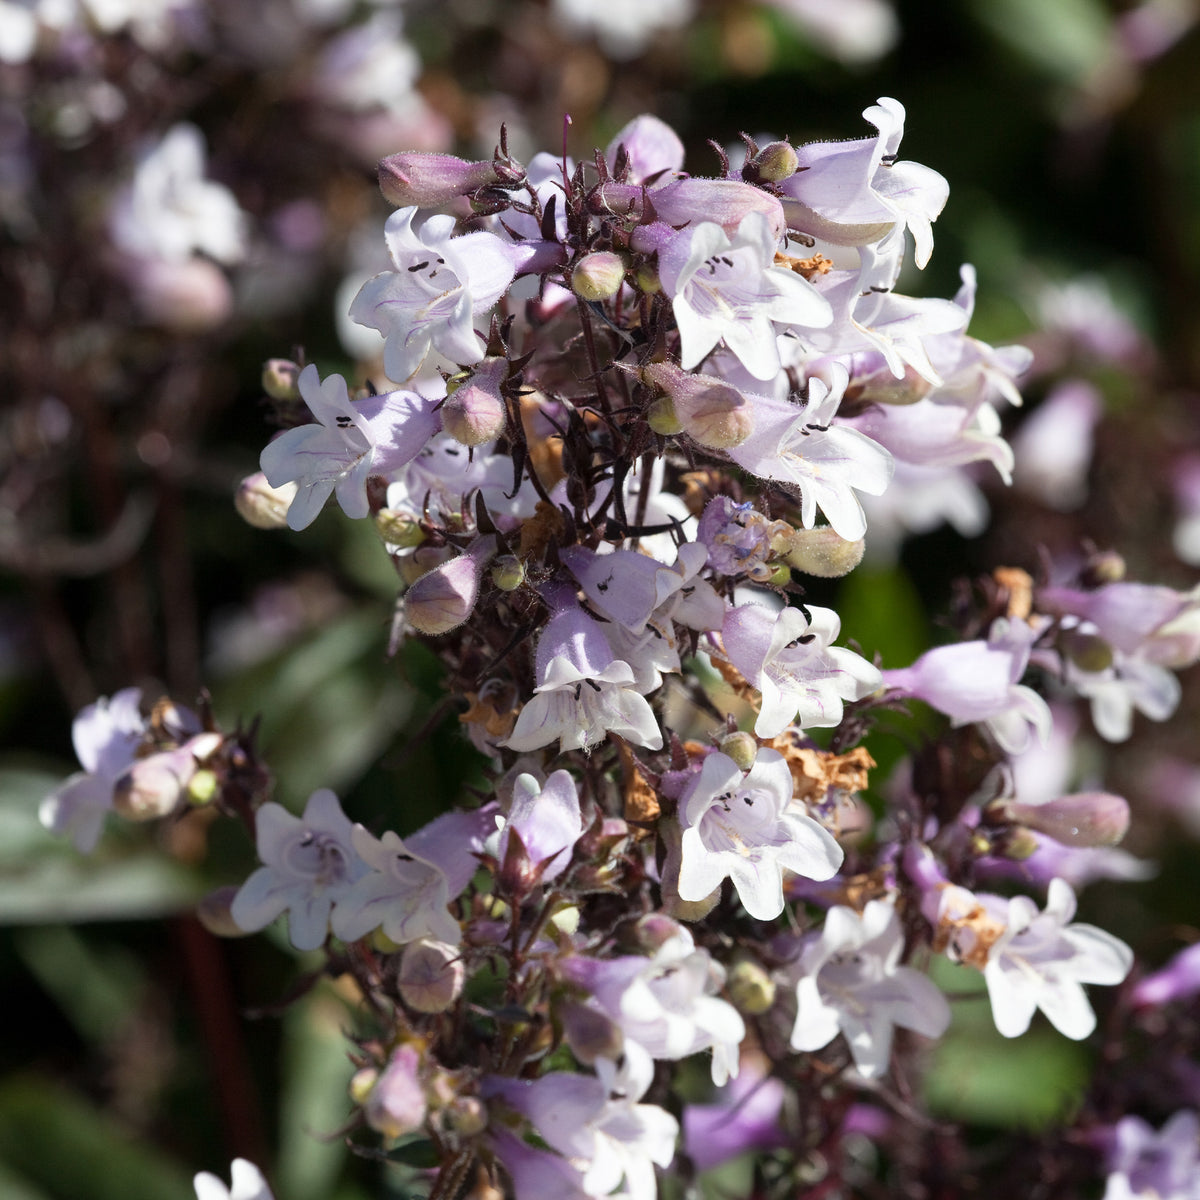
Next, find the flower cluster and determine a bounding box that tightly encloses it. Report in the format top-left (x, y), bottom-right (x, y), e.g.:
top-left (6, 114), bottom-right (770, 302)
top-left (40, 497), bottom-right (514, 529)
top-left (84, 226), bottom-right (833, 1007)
top-left (40, 101), bottom-right (1200, 1200)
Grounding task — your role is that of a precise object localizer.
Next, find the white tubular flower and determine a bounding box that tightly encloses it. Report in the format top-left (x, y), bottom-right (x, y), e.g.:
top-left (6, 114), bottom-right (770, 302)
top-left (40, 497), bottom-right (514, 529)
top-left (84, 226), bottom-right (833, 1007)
top-left (109, 123), bottom-right (246, 267)
top-left (977, 878), bottom-right (1133, 1039)
top-left (789, 898), bottom-right (950, 1078)
top-left (726, 364), bottom-right (894, 542)
top-left (230, 789), bottom-right (367, 952)
top-left (722, 601), bottom-right (883, 739)
top-left (194, 1160), bottom-right (274, 1200)
top-left (259, 364), bottom-right (442, 531)
top-left (658, 211), bottom-right (832, 380)
top-left (677, 748), bottom-right (843, 920)
top-left (349, 206), bottom-right (517, 383)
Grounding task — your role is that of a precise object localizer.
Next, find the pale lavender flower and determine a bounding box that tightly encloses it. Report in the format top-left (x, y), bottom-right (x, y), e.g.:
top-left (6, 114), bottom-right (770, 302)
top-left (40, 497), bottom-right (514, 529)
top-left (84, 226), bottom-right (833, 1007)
top-left (41, 688), bottom-right (147, 852)
top-left (677, 747), bottom-right (843, 920)
top-left (193, 1159), bottom-right (274, 1200)
top-left (882, 617), bottom-right (1051, 754)
top-left (970, 877), bottom-right (1133, 1039)
top-left (697, 497), bottom-right (785, 581)
top-left (788, 897), bottom-right (950, 1078)
top-left (657, 212), bottom-right (832, 380)
top-left (1133, 943), bottom-right (1200, 1008)
top-left (1102, 1111), bottom-right (1200, 1200)
top-left (726, 365), bottom-right (894, 541)
top-left (1039, 581), bottom-right (1200, 669)
top-left (504, 604), bottom-right (662, 754)
top-left (1062, 650), bottom-right (1181, 744)
top-left (331, 807), bottom-right (494, 947)
top-left (497, 770), bottom-right (583, 885)
top-left (605, 113), bottom-right (685, 184)
top-left (259, 364), bottom-right (442, 530)
top-left (349, 206), bottom-right (517, 382)
top-left (722, 600), bottom-right (882, 739)
top-left (109, 123), bottom-right (246, 267)
top-left (490, 1051), bottom-right (678, 1200)
top-left (780, 97), bottom-right (948, 267)
top-left (562, 928), bottom-right (746, 1083)
top-left (682, 1062), bottom-right (787, 1172)
top-left (231, 789), bottom-right (368, 952)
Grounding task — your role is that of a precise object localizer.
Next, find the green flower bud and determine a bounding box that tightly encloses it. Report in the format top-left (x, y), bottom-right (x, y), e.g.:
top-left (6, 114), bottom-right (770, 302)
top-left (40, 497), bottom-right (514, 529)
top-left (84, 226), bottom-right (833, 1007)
top-left (262, 358), bottom-right (301, 401)
top-left (491, 555), bottom-right (525, 591)
top-left (571, 251), bottom-right (627, 301)
top-left (785, 528), bottom-right (866, 578)
top-left (235, 472), bottom-right (297, 530)
top-left (746, 140), bottom-right (799, 184)
top-left (718, 731), bottom-right (758, 771)
top-left (727, 959), bottom-right (777, 1015)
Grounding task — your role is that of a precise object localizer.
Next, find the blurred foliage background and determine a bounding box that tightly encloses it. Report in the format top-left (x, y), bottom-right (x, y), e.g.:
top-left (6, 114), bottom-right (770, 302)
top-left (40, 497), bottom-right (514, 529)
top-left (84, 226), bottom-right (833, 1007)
top-left (4, 0), bottom-right (1200, 1195)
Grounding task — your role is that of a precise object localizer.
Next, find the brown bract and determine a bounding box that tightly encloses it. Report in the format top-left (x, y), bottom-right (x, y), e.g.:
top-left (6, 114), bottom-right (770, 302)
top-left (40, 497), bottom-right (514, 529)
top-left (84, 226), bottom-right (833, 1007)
top-left (993, 566), bottom-right (1034, 621)
top-left (458, 690), bottom-right (517, 742)
top-left (773, 250), bottom-right (835, 279)
top-left (768, 734), bottom-right (875, 803)
top-left (517, 500), bottom-right (567, 559)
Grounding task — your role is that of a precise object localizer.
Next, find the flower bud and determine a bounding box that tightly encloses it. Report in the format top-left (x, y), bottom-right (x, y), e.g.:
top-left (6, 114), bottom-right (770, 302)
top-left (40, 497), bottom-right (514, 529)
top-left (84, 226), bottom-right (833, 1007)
top-left (404, 535), bottom-right (497, 636)
top-left (634, 262), bottom-right (661, 294)
top-left (365, 1044), bottom-right (427, 1141)
top-left (235, 472), bottom-right (298, 530)
top-left (642, 361), bottom-right (754, 450)
top-left (113, 743), bottom-right (203, 821)
top-left (446, 1096), bottom-right (488, 1137)
top-left (262, 358), bottom-right (301, 401)
top-left (377, 152), bottom-right (501, 208)
top-left (375, 509), bottom-right (426, 549)
top-left (744, 140), bottom-right (799, 184)
top-left (847, 356), bottom-right (932, 406)
top-left (129, 257), bottom-right (233, 333)
top-left (196, 885), bottom-right (249, 938)
top-left (719, 731), bottom-right (758, 771)
top-left (1057, 627), bottom-right (1114, 674)
top-left (766, 562), bottom-right (792, 588)
top-left (726, 959), bottom-right (777, 1015)
top-left (349, 1067), bottom-right (379, 1106)
top-left (785, 528), bottom-right (866, 578)
top-left (187, 768), bottom-right (219, 806)
top-left (998, 792), bottom-right (1130, 848)
top-left (441, 358), bottom-right (508, 447)
top-left (398, 940), bottom-right (465, 1014)
top-left (631, 913), bottom-right (686, 952)
top-left (646, 395), bottom-right (683, 436)
top-left (571, 251), bottom-right (626, 301)
top-left (649, 178), bottom-right (788, 242)
top-left (560, 1000), bottom-right (625, 1065)
top-left (491, 555), bottom-right (525, 591)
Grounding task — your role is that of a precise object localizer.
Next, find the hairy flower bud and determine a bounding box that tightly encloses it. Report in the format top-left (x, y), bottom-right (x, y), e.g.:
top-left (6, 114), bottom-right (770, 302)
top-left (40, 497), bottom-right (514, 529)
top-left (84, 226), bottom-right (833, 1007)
top-left (785, 528), bottom-right (866, 578)
top-left (1057, 627), bottom-right (1114, 674)
top-left (398, 939), bottom-right (465, 1013)
top-left (642, 362), bottom-right (754, 450)
top-left (646, 395), bottom-right (683, 436)
top-left (727, 959), bottom-right (777, 1015)
top-left (491, 555), bottom-right (525, 591)
top-left (376, 509), bottom-right (426, 549)
top-left (847, 355), bottom-right (932, 406)
top-left (377, 152), bottom-right (501, 208)
top-left (441, 358), bottom-right (508, 447)
top-left (446, 1097), bottom-right (488, 1138)
top-left (404, 535), bottom-right (497, 635)
top-left (262, 358), bottom-right (301, 401)
top-left (571, 251), bottom-right (626, 301)
top-left (719, 731), bottom-right (758, 771)
top-left (996, 792), bottom-right (1131, 848)
top-left (235, 472), bottom-right (298, 530)
top-left (744, 140), bottom-right (799, 184)
top-left (631, 912), bottom-right (686, 952)
top-left (365, 1044), bottom-right (427, 1141)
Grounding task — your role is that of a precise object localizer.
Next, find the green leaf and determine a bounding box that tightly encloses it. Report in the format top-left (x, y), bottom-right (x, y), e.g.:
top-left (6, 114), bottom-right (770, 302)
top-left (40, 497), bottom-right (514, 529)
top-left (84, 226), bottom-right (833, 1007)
top-left (277, 984), bottom-right (357, 1200)
top-left (0, 1076), bottom-right (194, 1200)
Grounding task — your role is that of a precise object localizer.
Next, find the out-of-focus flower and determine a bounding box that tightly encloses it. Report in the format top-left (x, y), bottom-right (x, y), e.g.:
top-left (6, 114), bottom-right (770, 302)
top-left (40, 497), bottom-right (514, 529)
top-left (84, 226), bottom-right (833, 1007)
top-left (193, 1159), bottom-right (274, 1200)
top-left (1102, 1111), bottom-right (1200, 1200)
top-left (41, 689), bottom-right (147, 853)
